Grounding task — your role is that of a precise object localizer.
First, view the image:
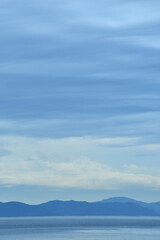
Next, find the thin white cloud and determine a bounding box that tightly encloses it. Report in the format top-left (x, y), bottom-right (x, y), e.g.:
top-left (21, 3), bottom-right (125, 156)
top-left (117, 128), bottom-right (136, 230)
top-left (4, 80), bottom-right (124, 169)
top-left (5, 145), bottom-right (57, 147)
top-left (123, 164), bottom-right (148, 172)
top-left (115, 36), bottom-right (160, 49)
top-left (0, 135), bottom-right (160, 190)
top-left (57, 0), bottom-right (160, 29)
top-left (1, 0), bottom-right (160, 37)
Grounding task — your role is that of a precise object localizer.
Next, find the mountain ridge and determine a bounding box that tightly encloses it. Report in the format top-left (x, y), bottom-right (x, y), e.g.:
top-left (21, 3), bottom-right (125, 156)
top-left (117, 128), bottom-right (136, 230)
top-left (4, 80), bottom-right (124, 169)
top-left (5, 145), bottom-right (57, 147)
top-left (0, 197), bottom-right (160, 217)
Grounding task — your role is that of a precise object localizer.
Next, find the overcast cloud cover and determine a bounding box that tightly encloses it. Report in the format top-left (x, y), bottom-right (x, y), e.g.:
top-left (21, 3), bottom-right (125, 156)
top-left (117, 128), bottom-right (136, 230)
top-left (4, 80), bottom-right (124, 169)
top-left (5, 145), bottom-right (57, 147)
top-left (0, 0), bottom-right (160, 203)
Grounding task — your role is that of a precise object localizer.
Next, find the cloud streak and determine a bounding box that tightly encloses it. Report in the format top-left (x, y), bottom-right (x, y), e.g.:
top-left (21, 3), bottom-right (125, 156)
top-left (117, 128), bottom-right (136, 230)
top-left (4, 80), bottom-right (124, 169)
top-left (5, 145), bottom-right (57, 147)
top-left (0, 136), bottom-right (159, 191)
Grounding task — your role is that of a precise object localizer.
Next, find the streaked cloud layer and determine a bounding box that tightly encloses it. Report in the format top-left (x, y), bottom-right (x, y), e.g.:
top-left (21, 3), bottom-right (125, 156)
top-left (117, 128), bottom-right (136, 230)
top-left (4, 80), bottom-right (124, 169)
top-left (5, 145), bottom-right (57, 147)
top-left (0, 0), bottom-right (160, 202)
top-left (0, 136), bottom-right (160, 188)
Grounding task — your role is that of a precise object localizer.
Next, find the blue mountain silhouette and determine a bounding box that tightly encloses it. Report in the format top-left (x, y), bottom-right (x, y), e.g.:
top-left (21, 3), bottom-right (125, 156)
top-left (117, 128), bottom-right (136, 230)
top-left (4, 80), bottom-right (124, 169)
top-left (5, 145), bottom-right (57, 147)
top-left (0, 197), bottom-right (159, 217)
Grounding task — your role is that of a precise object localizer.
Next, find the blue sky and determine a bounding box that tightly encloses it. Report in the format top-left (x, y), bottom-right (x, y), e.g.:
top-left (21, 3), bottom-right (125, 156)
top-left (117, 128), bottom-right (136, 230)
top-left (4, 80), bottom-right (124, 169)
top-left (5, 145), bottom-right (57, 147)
top-left (0, 0), bottom-right (160, 203)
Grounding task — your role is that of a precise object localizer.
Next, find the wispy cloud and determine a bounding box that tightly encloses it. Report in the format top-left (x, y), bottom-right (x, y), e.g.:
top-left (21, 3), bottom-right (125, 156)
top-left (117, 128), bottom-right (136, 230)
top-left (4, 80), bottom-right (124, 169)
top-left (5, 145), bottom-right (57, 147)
top-left (0, 136), bottom-right (159, 190)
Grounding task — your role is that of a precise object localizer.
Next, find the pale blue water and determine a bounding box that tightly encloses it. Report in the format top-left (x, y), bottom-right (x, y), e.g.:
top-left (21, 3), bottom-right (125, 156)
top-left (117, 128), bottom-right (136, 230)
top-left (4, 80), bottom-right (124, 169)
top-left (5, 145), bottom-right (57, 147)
top-left (0, 217), bottom-right (160, 240)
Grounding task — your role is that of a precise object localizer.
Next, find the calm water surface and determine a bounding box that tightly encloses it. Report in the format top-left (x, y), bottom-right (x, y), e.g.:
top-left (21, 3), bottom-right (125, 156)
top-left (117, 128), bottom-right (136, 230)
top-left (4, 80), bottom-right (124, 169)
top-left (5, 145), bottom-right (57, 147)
top-left (0, 217), bottom-right (160, 240)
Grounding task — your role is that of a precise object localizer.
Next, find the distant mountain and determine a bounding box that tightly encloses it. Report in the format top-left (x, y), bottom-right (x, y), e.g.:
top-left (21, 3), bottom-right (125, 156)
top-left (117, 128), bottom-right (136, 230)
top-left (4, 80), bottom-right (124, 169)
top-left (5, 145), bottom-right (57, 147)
top-left (99, 197), bottom-right (160, 215)
top-left (100, 197), bottom-right (147, 207)
top-left (0, 198), bottom-right (159, 217)
top-left (0, 202), bottom-right (51, 217)
top-left (148, 202), bottom-right (160, 215)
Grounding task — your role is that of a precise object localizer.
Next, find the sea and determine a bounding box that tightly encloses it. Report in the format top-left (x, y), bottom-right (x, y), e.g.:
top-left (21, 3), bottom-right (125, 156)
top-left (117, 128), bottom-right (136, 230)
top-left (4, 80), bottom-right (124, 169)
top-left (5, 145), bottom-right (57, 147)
top-left (0, 216), bottom-right (160, 240)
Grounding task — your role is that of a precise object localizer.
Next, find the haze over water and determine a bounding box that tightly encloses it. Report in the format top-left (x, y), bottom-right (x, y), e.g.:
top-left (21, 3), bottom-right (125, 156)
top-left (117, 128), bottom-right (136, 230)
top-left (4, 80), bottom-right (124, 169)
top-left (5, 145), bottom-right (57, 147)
top-left (1, 217), bottom-right (160, 240)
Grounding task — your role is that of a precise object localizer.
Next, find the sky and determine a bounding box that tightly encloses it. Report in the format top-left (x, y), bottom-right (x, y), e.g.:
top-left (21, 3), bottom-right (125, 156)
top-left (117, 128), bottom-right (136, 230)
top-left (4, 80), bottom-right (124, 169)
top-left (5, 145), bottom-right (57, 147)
top-left (0, 0), bottom-right (160, 204)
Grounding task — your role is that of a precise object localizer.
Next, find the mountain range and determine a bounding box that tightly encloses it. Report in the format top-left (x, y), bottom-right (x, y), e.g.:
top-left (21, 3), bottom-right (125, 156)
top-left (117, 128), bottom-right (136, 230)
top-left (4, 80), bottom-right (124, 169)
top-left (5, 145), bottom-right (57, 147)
top-left (1, 197), bottom-right (160, 217)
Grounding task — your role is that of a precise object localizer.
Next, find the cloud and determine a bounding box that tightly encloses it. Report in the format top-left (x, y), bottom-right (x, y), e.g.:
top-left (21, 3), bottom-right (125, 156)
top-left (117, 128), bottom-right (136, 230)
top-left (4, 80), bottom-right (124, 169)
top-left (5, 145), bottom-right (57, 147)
top-left (0, 135), bottom-right (160, 190)
top-left (1, 0), bottom-right (160, 77)
top-left (0, 148), bottom-right (11, 157)
top-left (0, 111), bottom-right (159, 145)
top-left (64, 0), bottom-right (160, 29)
top-left (123, 164), bottom-right (148, 172)
top-left (118, 36), bottom-right (160, 50)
